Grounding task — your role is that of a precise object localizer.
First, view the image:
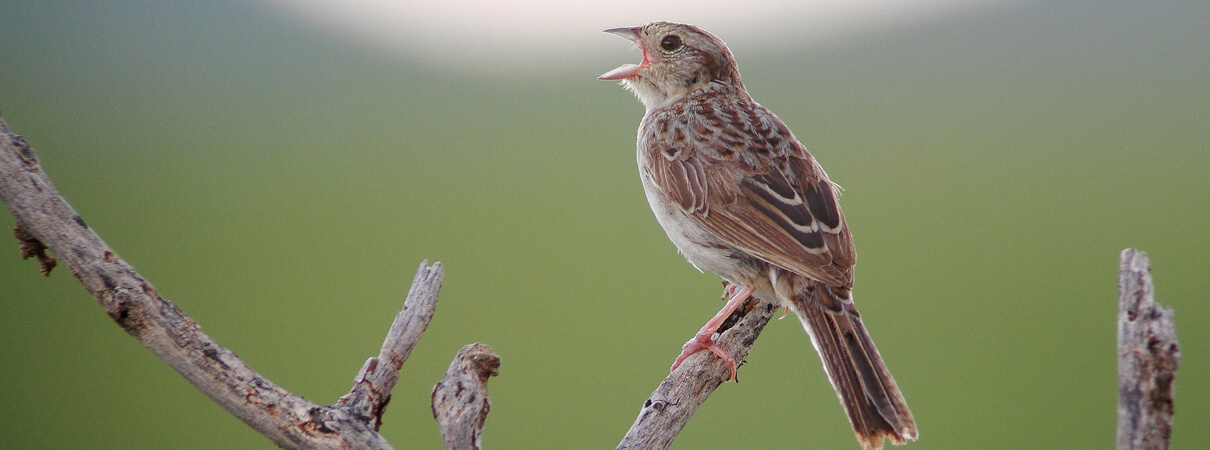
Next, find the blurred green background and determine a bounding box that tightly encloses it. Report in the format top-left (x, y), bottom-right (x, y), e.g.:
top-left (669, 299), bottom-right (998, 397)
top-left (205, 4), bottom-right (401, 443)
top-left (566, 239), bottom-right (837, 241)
top-left (2, 1), bottom-right (1207, 448)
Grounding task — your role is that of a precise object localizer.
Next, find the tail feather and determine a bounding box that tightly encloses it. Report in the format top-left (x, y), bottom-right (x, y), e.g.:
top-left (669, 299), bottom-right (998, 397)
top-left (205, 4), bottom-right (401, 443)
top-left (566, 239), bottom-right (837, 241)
top-left (786, 277), bottom-right (917, 449)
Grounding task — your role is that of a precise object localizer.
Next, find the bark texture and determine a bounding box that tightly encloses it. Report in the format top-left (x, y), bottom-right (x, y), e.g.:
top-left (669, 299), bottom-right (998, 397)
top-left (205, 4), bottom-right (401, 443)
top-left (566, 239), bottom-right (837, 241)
top-left (617, 294), bottom-right (776, 450)
top-left (1117, 249), bottom-right (1179, 450)
top-left (431, 343), bottom-right (501, 450)
top-left (0, 115), bottom-right (488, 449)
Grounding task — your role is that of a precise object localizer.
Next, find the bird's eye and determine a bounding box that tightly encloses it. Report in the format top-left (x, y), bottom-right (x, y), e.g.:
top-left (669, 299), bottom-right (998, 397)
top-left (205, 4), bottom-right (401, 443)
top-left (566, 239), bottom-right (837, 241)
top-left (660, 35), bottom-right (683, 51)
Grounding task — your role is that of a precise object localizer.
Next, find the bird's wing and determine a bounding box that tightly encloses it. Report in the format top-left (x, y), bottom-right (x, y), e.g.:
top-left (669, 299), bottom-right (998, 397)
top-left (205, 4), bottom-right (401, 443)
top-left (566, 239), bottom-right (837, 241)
top-left (645, 98), bottom-right (855, 286)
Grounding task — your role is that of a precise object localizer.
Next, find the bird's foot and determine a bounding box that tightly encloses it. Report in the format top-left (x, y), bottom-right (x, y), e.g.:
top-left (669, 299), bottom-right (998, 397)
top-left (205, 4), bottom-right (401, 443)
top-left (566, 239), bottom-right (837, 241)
top-left (671, 331), bottom-right (738, 381)
top-left (672, 284), bottom-right (752, 381)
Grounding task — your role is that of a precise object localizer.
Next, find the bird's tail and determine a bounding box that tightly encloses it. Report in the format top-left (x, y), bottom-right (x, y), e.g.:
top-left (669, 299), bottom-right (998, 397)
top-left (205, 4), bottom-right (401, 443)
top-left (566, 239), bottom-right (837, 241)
top-left (781, 275), bottom-right (917, 449)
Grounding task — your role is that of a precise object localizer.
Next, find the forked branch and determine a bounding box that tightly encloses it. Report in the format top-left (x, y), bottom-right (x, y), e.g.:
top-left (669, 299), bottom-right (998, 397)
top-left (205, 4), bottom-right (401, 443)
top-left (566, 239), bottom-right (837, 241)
top-left (0, 116), bottom-right (490, 449)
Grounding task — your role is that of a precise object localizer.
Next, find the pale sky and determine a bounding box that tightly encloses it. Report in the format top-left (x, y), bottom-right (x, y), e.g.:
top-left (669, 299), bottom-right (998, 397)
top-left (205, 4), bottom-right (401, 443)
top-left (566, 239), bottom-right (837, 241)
top-left (260, 0), bottom-right (1024, 74)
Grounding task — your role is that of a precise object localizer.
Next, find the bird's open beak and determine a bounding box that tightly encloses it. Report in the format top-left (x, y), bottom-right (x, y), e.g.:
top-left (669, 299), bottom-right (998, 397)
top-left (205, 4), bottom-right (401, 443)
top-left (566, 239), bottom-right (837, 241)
top-left (603, 26), bottom-right (641, 41)
top-left (599, 26), bottom-right (644, 80)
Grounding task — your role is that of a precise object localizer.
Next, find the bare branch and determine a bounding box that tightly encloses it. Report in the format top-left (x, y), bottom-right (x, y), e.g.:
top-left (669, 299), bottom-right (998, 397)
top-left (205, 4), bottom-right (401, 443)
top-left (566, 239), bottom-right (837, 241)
top-left (617, 293), bottom-right (777, 450)
top-left (1117, 249), bottom-right (1180, 450)
top-left (14, 227), bottom-right (56, 275)
top-left (431, 343), bottom-right (501, 450)
top-left (0, 116), bottom-right (446, 449)
top-left (338, 261), bottom-right (444, 430)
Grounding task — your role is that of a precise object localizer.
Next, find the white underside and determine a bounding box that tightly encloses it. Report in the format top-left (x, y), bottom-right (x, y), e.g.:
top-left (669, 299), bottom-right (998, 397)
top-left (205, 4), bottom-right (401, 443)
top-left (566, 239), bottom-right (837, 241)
top-left (637, 155), bottom-right (740, 281)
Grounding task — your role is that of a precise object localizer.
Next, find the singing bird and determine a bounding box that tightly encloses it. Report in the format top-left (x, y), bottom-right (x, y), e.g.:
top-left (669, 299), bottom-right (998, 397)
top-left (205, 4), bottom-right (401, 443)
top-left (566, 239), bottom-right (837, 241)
top-left (600, 22), bottom-right (917, 449)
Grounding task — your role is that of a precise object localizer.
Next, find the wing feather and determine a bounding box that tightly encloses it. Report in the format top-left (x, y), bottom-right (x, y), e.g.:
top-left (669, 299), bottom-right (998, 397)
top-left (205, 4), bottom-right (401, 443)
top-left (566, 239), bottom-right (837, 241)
top-left (645, 98), bottom-right (855, 286)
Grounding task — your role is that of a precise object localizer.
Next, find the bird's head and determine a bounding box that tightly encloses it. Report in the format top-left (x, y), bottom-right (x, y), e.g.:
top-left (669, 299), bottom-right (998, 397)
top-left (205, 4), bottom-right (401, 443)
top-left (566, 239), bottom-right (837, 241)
top-left (599, 22), bottom-right (744, 109)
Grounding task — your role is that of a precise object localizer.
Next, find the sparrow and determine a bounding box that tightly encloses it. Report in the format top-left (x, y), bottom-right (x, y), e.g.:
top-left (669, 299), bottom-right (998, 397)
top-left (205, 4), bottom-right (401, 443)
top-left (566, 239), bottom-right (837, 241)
top-left (600, 22), bottom-right (917, 449)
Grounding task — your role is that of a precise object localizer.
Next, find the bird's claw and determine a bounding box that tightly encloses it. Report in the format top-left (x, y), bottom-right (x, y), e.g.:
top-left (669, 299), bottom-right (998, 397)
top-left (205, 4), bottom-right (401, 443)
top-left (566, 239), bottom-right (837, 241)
top-left (671, 332), bottom-right (738, 381)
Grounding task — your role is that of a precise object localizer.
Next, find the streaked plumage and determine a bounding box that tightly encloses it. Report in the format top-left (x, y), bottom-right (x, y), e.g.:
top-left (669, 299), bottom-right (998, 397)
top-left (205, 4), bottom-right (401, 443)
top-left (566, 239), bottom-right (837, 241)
top-left (601, 22), bottom-right (917, 449)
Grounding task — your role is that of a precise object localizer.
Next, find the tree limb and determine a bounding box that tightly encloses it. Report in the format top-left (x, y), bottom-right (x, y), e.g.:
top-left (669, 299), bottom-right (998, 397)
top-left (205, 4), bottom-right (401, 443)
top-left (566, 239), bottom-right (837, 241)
top-left (431, 343), bottom-right (501, 450)
top-left (617, 293), bottom-right (777, 450)
top-left (0, 115), bottom-right (454, 448)
top-left (1117, 249), bottom-right (1179, 450)
top-left (337, 262), bottom-right (444, 431)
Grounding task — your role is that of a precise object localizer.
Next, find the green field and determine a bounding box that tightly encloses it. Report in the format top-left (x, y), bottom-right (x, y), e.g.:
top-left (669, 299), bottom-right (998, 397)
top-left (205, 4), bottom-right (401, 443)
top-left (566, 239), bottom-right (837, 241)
top-left (2, 1), bottom-right (1207, 448)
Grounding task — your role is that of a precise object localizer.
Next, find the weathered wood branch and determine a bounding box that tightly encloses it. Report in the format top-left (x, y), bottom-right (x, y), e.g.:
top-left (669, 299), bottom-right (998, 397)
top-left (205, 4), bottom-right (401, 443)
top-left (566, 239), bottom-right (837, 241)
top-left (617, 293), bottom-right (777, 450)
top-left (337, 262), bottom-right (444, 431)
top-left (431, 343), bottom-right (501, 450)
top-left (0, 116), bottom-right (471, 448)
top-left (1117, 249), bottom-right (1179, 450)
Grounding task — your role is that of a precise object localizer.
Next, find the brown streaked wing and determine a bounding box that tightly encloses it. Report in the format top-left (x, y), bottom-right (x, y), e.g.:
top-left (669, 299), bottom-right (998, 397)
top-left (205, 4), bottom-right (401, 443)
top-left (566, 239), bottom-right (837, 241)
top-left (651, 142), bottom-right (710, 215)
top-left (702, 168), bottom-right (853, 287)
top-left (646, 147), bottom-right (854, 287)
top-left (787, 154), bottom-right (855, 271)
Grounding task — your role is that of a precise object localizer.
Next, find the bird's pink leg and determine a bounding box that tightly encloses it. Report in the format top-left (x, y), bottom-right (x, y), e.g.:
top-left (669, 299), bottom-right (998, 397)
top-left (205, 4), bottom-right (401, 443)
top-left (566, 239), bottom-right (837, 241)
top-left (671, 284), bottom-right (755, 381)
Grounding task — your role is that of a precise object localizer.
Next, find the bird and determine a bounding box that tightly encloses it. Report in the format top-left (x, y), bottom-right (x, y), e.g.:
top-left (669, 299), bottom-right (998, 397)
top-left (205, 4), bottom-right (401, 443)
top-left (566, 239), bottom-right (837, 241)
top-left (599, 22), bottom-right (917, 449)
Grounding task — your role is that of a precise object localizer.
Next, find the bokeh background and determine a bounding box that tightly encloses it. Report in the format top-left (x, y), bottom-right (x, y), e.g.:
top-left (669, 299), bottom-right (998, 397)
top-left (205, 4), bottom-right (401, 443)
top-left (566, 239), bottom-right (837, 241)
top-left (2, 0), bottom-right (1208, 448)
